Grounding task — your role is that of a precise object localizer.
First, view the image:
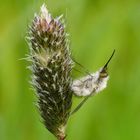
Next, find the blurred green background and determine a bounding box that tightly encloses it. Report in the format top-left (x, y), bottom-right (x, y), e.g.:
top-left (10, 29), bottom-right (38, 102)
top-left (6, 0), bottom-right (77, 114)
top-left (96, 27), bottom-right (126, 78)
top-left (0, 0), bottom-right (140, 140)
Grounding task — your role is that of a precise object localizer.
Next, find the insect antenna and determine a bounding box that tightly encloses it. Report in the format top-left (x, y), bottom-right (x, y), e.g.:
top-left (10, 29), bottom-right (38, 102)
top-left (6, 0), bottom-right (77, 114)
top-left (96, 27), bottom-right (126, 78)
top-left (103, 49), bottom-right (115, 69)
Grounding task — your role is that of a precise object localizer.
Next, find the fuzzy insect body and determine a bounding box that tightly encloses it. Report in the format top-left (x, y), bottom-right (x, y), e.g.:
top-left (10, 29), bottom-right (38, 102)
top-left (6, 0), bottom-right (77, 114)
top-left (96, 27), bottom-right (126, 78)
top-left (72, 68), bottom-right (109, 96)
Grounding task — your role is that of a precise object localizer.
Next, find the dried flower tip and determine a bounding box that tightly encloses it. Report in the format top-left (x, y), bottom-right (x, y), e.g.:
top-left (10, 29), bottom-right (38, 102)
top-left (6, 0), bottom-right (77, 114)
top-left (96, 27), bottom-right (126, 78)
top-left (40, 4), bottom-right (52, 24)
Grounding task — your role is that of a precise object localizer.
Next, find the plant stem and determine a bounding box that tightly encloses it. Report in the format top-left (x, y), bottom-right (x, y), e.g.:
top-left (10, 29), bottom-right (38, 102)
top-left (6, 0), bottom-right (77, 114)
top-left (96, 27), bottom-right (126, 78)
top-left (70, 96), bottom-right (90, 116)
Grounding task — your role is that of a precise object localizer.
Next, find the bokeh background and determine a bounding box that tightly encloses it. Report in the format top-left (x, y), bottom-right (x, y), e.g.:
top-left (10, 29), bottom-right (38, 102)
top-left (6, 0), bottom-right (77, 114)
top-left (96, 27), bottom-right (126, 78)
top-left (0, 0), bottom-right (140, 140)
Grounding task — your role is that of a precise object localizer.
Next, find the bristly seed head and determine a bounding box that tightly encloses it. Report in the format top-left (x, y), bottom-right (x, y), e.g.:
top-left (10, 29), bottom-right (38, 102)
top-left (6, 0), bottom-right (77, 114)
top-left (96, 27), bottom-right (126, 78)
top-left (27, 4), bottom-right (73, 139)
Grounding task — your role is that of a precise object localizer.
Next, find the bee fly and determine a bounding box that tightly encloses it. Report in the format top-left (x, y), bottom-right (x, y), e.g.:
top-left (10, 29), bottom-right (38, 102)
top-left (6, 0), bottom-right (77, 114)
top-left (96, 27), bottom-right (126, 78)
top-left (70, 50), bottom-right (115, 115)
top-left (71, 50), bottom-right (115, 97)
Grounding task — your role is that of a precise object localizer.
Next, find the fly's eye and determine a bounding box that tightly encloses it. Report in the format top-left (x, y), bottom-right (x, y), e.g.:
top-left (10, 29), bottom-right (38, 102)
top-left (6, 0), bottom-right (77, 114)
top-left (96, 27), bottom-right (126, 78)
top-left (100, 72), bottom-right (108, 78)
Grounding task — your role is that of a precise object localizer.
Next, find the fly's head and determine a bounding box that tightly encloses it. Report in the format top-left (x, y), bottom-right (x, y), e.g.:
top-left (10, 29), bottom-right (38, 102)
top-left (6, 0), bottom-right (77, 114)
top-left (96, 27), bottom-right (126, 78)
top-left (99, 49), bottom-right (115, 79)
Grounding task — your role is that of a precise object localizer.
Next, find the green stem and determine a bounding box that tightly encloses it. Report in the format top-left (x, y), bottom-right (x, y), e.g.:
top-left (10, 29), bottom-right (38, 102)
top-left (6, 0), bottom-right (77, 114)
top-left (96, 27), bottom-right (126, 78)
top-left (70, 96), bottom-right (90, 116)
